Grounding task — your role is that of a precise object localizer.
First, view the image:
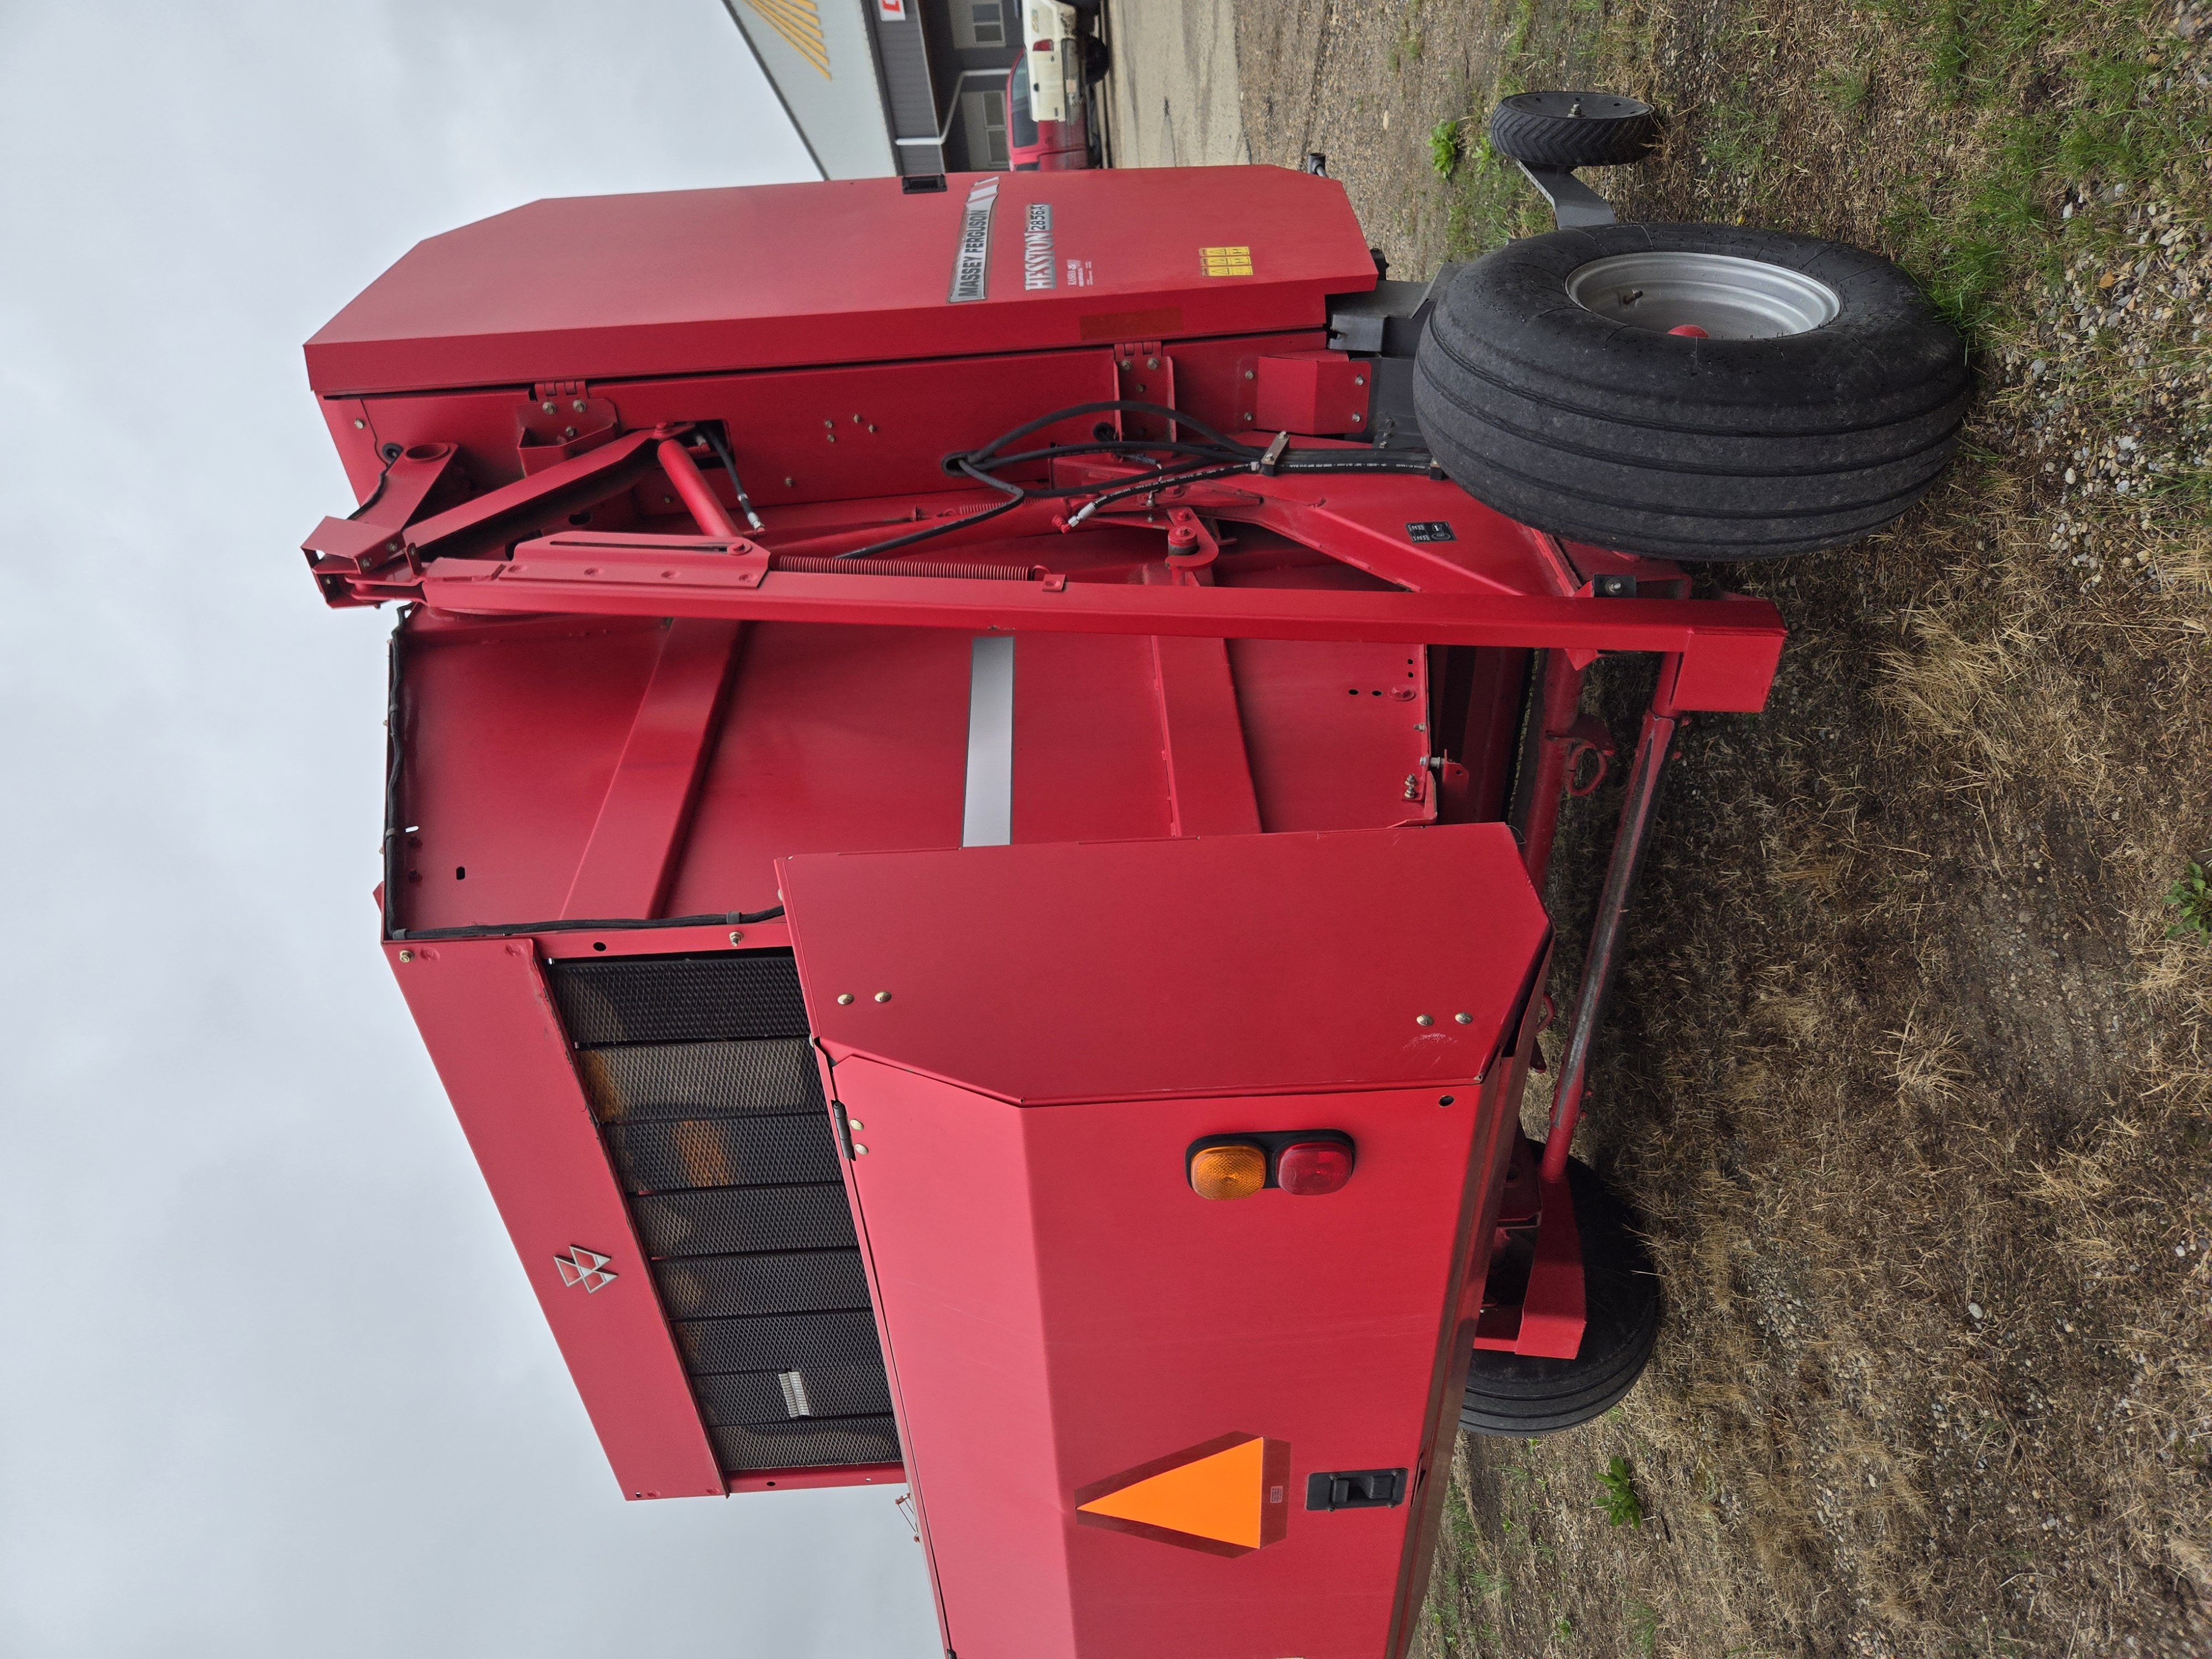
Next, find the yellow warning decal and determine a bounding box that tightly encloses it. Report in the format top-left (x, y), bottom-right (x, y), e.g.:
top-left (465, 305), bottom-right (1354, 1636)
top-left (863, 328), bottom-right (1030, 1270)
top-left (1074, 1432), bottom-right (1291, 1556)
top-left (1201, 246), bottom-right (1255, 278)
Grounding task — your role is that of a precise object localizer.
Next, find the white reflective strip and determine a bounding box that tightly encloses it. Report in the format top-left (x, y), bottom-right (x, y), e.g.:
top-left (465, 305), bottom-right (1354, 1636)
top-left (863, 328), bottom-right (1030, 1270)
top-left (962, 635), bottom-right (1015, 847)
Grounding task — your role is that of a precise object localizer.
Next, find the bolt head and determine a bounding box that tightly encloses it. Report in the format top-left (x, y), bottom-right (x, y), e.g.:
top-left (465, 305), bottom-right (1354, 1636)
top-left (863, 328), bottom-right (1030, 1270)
top-left (846, 1119), bottom-right (863, 1133)
top-left (728, 930), bottom-right (744, 945)
top-left (1455, 1011), bottom-right (1473, 1024)
top-left (1354, 375), bottom-right (1366, 386)
top-left (541, 401), bottom-right (555, 413)
top-left (398, 949), bottom-right (414, 963)
top-left (874, 990), bottom-right (893, 1003)
top-left (572, 399), bottom-right (586, 412)
top-left (352, 418), bottom-right (366, 430)
top-left (853, 1144), bottom-right (870, 1156)
top-left (1351, 413), bottom-right (1363, 424)
top-left (1416, 1014), bottom-right (1434, 1026)
top-left (563, 425), bottom-right (577, 438)
top-left (837, 993), bottom-right (855, 1005)
top-left (1146, 357), bottom-right (1160, 370)
top-left (1244, 368), bottom-right (1255, 380)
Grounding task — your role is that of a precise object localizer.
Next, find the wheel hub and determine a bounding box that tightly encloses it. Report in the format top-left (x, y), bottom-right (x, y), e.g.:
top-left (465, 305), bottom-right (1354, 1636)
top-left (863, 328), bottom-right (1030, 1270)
top-left (1564, 250), bottom-right (1841, 339)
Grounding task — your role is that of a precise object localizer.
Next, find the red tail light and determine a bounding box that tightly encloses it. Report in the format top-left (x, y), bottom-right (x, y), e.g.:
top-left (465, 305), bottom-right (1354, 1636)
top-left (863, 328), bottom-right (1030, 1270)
top-left (1276, 1141), bottom-right (1354, 1197)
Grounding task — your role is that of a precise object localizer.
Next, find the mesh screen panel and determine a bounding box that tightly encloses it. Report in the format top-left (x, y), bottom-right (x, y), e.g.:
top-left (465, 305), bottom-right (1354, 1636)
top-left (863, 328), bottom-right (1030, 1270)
top-left (653, 1250), bottom-right (872, 1321)
top-left (632, 1183), bottom-right (859, 1258)
top-left (546, 953), bottom-right (898, 1475)
top-left (605, 1114), bottom-right (841, 1194)
top-left (551, 952), bottom-right (809, 1046)
top-left (675, 1308), bottom-right (888, 1375)
top-left (710, 1418), bottom-right (901, 1470)
top-left (577, 1039), bottom-right (823, 1122)
top-left (693, 1366), bottom-right (895, 1426)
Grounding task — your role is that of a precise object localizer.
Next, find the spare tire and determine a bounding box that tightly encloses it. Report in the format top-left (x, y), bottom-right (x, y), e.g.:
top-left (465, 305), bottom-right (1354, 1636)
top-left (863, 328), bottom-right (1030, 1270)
top-left (1412, 222), bottom-right (1970, 560)
top-left (1488, 91), bottom-right (1657, 169)
top-left (1462, 1151), bottom-right (1659, 1437)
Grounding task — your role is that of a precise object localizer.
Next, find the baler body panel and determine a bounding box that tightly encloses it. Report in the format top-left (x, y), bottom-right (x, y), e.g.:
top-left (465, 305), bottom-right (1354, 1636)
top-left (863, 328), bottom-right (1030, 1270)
top-left (778, 826), bottom-right (1548, 1659)
top-left (304, 167), bottom-right (1377, 396)
top-left (305, 161), bottom-right (1788, 1658)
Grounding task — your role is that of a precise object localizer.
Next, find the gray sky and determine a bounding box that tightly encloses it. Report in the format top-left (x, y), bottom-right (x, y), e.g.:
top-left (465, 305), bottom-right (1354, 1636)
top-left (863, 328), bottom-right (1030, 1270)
top-left (0, 4), bottom-right (938, 1653)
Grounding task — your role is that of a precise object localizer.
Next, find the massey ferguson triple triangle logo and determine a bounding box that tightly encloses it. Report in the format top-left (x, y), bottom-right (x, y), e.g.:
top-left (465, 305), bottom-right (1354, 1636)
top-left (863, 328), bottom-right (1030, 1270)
top-left (554, 1246), bottom-right (618, 1293)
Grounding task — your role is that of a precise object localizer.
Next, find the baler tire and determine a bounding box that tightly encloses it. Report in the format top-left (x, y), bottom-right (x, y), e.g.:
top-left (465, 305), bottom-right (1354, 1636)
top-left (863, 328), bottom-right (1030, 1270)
top-left (1488, 91), bottom-right (1658, 169)
top-left (1412, 222), bottom-right (1971, 560)
top-left (1461, 1151), bottom-right (1659, 1438)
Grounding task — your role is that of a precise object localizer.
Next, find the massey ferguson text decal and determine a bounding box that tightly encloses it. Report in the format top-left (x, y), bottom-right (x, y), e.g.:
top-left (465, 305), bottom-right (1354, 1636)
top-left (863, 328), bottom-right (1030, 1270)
top-left (948, 177), bottom-right (1000, 303)
top-left (1023, 202), bottom-right (1056, 290)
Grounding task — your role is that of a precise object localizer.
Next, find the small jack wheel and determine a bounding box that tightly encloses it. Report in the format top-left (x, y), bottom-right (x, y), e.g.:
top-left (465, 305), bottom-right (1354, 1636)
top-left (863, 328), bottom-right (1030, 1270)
top-left (1488, 90), bottom-right (1657, 169)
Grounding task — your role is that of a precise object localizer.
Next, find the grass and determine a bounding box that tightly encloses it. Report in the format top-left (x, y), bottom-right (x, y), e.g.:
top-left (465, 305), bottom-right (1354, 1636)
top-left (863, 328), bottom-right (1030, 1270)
top-left (1814, 65), bottom-right (1871, 113)
top-left (1625, 1599), bottom-right (1660, 1655)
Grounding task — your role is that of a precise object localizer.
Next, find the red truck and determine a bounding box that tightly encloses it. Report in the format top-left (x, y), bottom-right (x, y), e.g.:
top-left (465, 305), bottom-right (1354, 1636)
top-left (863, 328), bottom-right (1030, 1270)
top-left (299, 103), bottom-right (1963, 1656)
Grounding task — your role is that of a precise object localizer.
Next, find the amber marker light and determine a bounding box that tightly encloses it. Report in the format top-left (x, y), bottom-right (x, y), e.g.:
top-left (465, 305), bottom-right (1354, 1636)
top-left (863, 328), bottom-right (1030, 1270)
top-left (1188, 1142), bottom-right (1268, 1201)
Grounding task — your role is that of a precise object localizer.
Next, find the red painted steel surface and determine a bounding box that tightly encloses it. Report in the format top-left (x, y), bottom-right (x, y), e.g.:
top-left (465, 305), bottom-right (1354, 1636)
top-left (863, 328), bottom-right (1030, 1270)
top-left (778, 825), bottom-right (1549, 1104)
top-left (301, 158), bottom-right (1795, 1656)
top-left (305, 168), bottom-right (1376, 395)
top-left (829, 1062), bottom-right (1501, 1659)
top-left (419, 549), bottom-right (1783, 713)
top-left (388, 604), bottom-right (1438, 937)
top-left (384, 938), bottom-right (722, 1500)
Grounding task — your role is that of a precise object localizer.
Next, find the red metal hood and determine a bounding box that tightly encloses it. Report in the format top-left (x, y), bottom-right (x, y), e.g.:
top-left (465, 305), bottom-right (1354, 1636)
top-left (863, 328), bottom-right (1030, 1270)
top-left (779, 826), bottom-right (1549, 1659)
top-left (304, 165), bottom-right (1378, 396)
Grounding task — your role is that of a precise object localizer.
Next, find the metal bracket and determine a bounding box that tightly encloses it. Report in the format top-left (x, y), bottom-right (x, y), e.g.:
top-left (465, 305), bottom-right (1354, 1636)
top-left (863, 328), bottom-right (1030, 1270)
top-left (1516, 162), bottom-right (1616, 230)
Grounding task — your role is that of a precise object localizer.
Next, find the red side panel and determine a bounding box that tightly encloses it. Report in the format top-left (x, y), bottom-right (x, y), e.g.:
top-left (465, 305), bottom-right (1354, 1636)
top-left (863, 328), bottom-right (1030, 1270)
top-left (386, 937), bottom-right (721, 1500)
top-left (776, 827), bottom-right (1551, 1656)
top-left (778, 825), bottom-right (1547, 1105)
top-left (305, 167), bottom-right (1378, 395)
top-left (825, 1067), bottom-right (1503, 1659)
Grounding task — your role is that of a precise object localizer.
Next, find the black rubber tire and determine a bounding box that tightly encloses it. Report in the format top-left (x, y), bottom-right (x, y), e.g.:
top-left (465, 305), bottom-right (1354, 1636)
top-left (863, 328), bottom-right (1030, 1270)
top-left (1082, 35), bottom-right (1110, 86)
top-left (1412, 222), bottom-right (1971, 560)
top-left (1488, 91), bottom-right (1657, 169)
top-left (1461, 1151), bottom-right (1660, 1437)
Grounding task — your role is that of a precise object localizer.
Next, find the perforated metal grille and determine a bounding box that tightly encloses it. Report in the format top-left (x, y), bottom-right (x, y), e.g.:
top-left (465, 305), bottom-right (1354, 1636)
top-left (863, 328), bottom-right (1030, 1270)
top-left (654, 1250), bottom-right (872, 1321)
top-left (692, 1365), bottom-right (894, 1425)
top-left (632, 1184), bottom-right (861, 1258)
top-left (605, 1114), bottom-right (841, 1193)
top-left (548, 952), bottom-right (897, 1478)
top-left (675, 1309), bottom-right (888, 1375)
top-left (709, 1419), bottom-right (901, 1470)
top-left (578, 1039), bottom-right (823, 1121)
top-left (551, 952), bottom-right (809, 1046)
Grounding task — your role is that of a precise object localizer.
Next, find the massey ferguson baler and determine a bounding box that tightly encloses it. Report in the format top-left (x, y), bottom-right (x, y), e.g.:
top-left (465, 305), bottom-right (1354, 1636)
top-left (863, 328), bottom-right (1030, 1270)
top-left (302, 102), bottom-right (1964, 1658)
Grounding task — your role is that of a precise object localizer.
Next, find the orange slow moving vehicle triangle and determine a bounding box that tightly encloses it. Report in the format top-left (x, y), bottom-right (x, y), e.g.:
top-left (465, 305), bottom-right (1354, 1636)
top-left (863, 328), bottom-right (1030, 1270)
top-left (1073, 1432), bottom-right (1292, 1557)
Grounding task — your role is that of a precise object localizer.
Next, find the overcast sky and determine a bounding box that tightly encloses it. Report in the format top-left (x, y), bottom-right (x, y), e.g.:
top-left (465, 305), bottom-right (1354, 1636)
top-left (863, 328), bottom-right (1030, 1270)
top-left (0, 4), bottom-right (940, 1653)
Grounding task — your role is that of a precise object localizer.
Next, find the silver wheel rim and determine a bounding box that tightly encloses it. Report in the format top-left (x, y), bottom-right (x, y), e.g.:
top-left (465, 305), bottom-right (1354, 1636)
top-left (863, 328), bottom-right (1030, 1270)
top-left (1564, 251), bottom-right (1841, 340)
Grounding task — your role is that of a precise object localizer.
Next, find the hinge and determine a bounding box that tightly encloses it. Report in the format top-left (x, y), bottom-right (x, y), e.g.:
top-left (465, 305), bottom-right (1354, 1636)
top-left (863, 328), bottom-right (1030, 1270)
top-left (531, 380), bottom-right (587, 401)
